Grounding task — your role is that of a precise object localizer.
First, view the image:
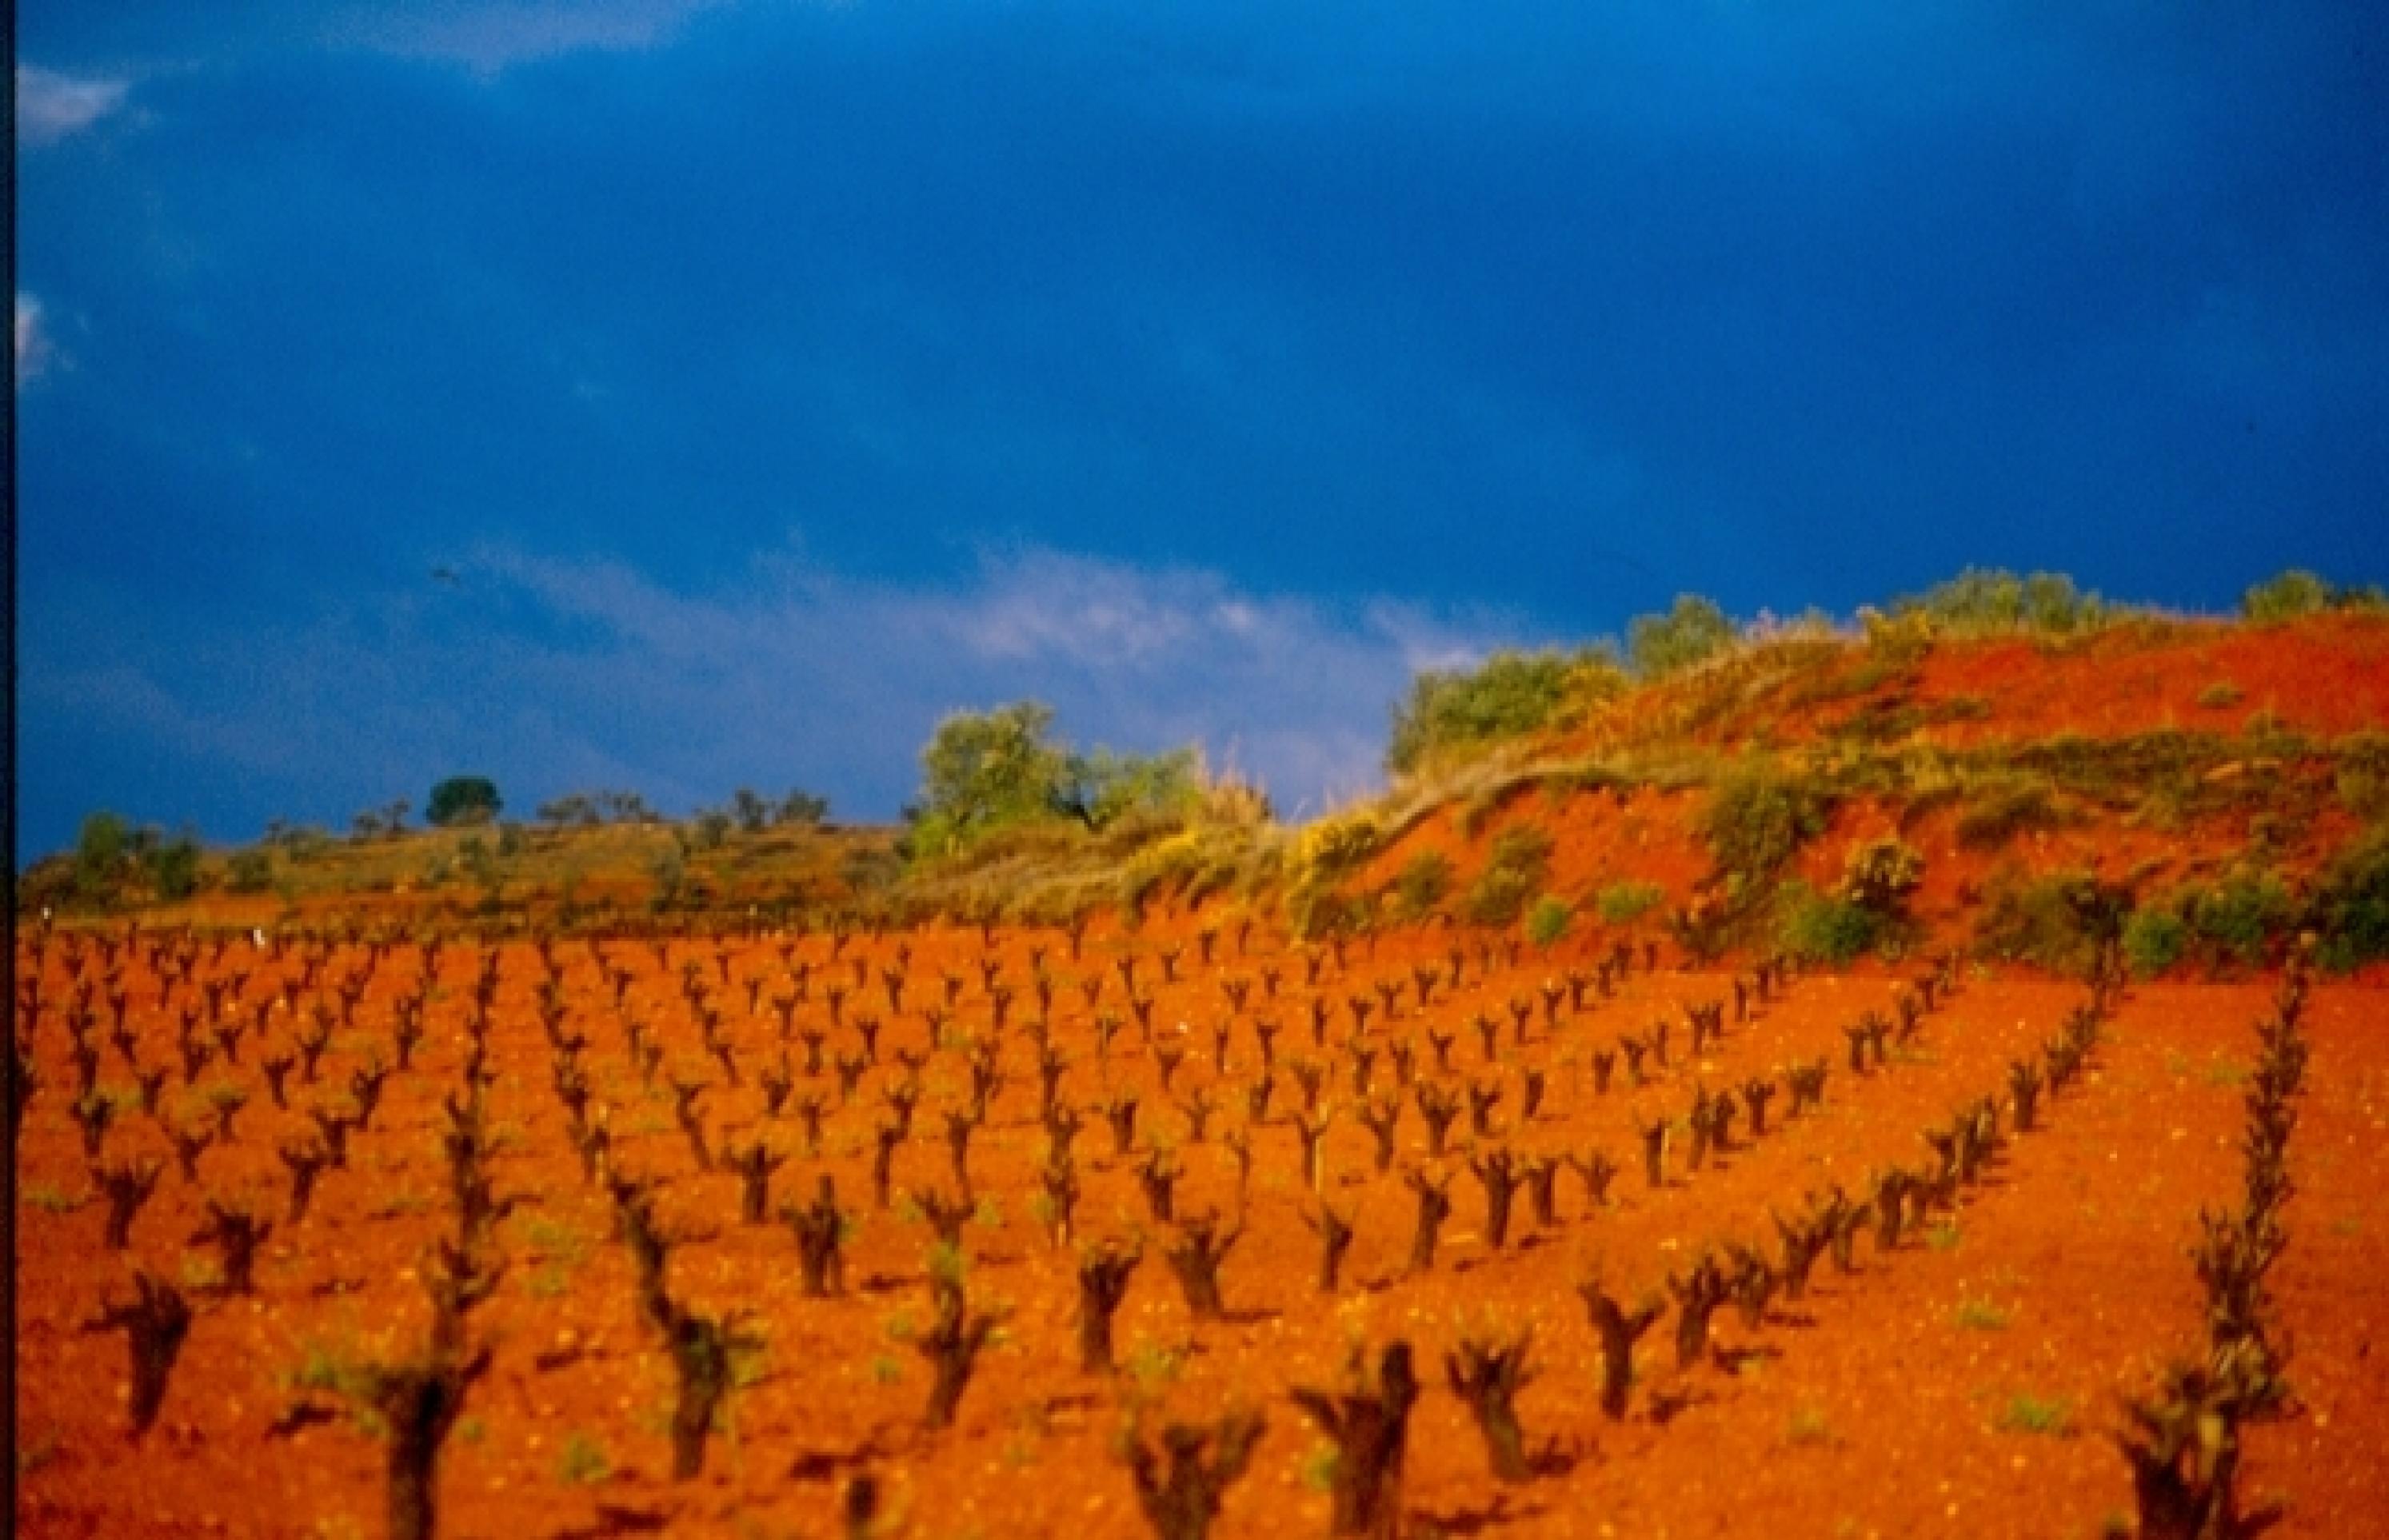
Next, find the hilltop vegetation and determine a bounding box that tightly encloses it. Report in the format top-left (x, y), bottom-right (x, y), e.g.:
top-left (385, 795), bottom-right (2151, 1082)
top-left (22, 568), bottom-right (2389, 977)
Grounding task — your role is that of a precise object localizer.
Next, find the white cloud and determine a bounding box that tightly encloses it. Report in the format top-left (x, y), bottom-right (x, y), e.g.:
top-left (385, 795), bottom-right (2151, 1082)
top-left (16, 294), bottom-right (55, 388)
top-left (26, 544), bottom-right (1537, 832)
top-left (328, 0), bottom-right (736, 75)
top-left (466, 544), bottom-right (1528, 809)
top-left (15, 64), bottom-right (130, 146)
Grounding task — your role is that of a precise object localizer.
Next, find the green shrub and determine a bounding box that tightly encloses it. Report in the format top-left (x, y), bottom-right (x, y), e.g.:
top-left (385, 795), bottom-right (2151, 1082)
top-left (689, 810), bottom-right (732, 852)
top-left (2241, 569), bottom-right (2332, 624)
top-left (1392, 849), bottom-right (1455, 920)
top-left (2338, 732), bottom-right (2389, 824)
top-left (1837, 836), bottom-right (1923, 914)
top-left (1628, 595), bottom-right (1736, 680)
top-left (1386, 649), bottom-right (1627, 773)
top-left (1953, 774), bottom-right (2066, 850)
top-left (2313, 827), bottom-right (2389, 971)
top-left (1054, 747), bottom-right (1204, 832)
top-left (1859, 607), bottom-right (1936, 665)
top-left (278, 826), bottom-right (334, 863)
top-left (1696, 760), bottom-right (1828, 897)
top-left (2120, 907), bottom-right (2187, 978)
top-left (1973, 868), bottom-right (2127, 977)
top-left (1290, 884), bottom-right (1364, 941)
top-left (2342, 766), bottom-right (2389, 824)
top-left (1778, 883), bottom-right (1884, 965)
top-left (1525, 895), bottom-right (1572, 950)
top-left (2196, 681), bottom-right (2245, 710)
top-left (1995, 1394), bottom-right (2075, 1436)
top-left (632, 841), bottom-right (675, 894)
top-left (1464, 827), bottom-right (1553, 928)
top-left (1298, 813), bottom-right (1382, 883)
top-left (1952, 1296), bottom-right (2011, 1331)
top-left (2187, 868), bottom-right (2295, 967)
top-left (2234, 569), bottom-right (2387, 624)
top-left (1119, 830), bottom-right (1208, 914)
top-left (557, 1431), bottom-right (610, 1485)
top-left (1892, 569), bottom-right (2111, 637)
top-left (145, 832), bottom-right (203, 900)
top-left (2241, 706), bottom-right (2290, 743)
top-left (457, 836), bottom-right (499, 888)
top-left (1595, 881), bottom-right (1665, 924)
top-left (226, 848), bottom-right (274, 894)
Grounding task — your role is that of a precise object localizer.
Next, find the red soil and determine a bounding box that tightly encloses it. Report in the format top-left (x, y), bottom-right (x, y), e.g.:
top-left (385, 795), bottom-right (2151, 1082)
top-left (1896, 615), bottom-right (2389, 748)
top-left (16, 916), bottom-right (2384, 1539)
top-left (1351, 616), bottom-right (2385, 970)
top-left (1637, 612), bottom-right (2389, 753)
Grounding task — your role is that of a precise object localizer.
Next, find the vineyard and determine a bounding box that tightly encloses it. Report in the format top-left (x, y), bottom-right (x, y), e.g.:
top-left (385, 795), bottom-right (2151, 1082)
top-left (22, 0), bottom-right (2389, 1521)
top-left (15, 908), bottom-right (2383, 1538)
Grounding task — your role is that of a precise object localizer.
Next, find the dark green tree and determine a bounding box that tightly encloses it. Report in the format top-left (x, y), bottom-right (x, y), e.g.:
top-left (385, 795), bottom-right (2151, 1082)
top-left (74, 810), bottom-right (134, 901)
top-left (729, 788), bottom-right (772, 833)
top-left (145, 831), bottom-right (203, 900)
top-left (425, 777), bottom-right (501, 828)
top-left (776, 789), bottom-right (830, 827)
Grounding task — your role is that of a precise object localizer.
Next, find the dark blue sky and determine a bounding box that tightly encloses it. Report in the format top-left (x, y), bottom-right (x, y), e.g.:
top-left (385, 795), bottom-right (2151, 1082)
top-left (17, 2), bottom-right (2389, 858)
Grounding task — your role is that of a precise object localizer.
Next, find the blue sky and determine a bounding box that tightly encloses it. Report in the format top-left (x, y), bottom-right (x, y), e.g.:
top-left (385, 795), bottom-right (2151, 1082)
top-left (17, 2), bottom-right (2389, 858)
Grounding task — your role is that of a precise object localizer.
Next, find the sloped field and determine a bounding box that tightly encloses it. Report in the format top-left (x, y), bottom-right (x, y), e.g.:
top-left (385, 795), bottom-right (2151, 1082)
top-left (15, 916), bottom-right (2380, 1538)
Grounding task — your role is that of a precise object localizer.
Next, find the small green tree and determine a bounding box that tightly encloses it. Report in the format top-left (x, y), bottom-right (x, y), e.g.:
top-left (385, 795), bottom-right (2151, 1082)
top-left (776, 790), bottom-right (830, 827)
top-left (599, 789), bottom-right (656, 823)
top-left (536, 793), bottom-right (599, 828)
top-left (74, 812), bottom-right (134, 903)
top-left (910, 702), bottom-right (1070, 855)
top-left (425, 777), bottom-right (501, 828)
top-left (146, 832), bottom-right (203, 901)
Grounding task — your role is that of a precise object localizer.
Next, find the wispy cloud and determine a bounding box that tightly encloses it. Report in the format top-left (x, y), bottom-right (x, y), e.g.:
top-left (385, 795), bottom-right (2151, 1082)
top-left (15, 294), bottom-right (56, 387)
top-left (457, 544), bottom-right (1520, 815)
top-left (327, 0), bottom-right (736, 75)
top-left (16, 64), bottom-right (131, 145)
top-left (22, 545), bottom-right (1532, 842)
